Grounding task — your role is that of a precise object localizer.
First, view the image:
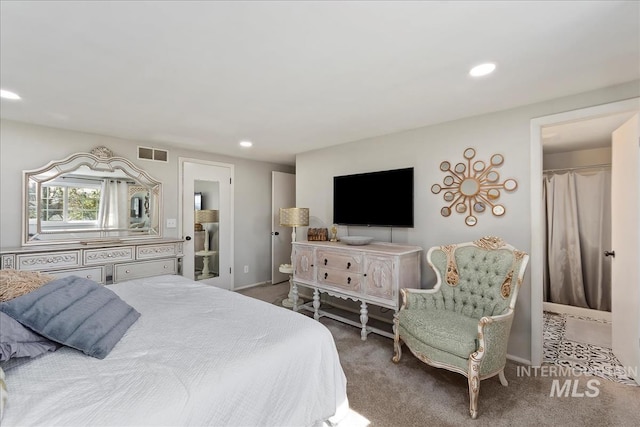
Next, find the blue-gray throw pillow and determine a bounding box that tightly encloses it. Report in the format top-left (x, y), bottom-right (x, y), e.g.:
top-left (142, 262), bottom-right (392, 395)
top-left (0, 311), bottom-right (59, 362)
top-left (0, 276), bottom-right (140, 359)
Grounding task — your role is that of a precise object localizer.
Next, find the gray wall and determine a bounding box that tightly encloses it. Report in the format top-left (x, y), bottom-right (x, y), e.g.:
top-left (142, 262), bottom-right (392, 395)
top-left (295, 80), bottom-right (640, 363)
top-left (0, 119), bottom-right (294, 288)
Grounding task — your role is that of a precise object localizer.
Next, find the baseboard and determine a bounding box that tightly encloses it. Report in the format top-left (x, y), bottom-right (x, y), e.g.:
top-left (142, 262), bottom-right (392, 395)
top-left (507, 354), bottom-right (532, 366)
top-left (543, 302), bottom-right (612, 322)
top-left (234, 281), bottom-right (272, 291)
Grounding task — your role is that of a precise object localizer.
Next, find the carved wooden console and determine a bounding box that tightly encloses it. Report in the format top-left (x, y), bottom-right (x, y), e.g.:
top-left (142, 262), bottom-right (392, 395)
top-left (1, 238), bottom-right (184, 284)
top-left (291, 241), bottom-right (422, 340)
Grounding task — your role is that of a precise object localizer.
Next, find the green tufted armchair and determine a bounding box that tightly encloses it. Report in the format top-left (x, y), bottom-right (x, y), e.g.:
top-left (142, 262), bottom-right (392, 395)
top-left (392, 237), bottom-right (529, 419)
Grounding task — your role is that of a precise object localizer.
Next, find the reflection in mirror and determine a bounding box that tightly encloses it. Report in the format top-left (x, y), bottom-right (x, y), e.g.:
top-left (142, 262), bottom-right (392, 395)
top-left (194, 180), bottom-right (220, 281)
top-left (23, 147), bottom-right (162, 245)
top-left (491, 154), bottom-right (504, 166)
top-left (473, 161), bottom-right (485, 172)
top-left (464, 148), bottom-right (476, 159)
top-left (432, 148), bottom-right (518, 226)
top-left (460, 178), bottom-right (479, 196)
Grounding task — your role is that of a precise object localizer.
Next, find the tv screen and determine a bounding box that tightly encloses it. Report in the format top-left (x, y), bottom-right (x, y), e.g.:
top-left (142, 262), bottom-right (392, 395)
top-left (333, 167), bottom-right (414, 227)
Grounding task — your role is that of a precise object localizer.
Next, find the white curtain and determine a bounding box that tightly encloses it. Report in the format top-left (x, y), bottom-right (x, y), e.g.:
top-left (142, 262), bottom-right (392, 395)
top-left (98, 180), bottom-right (129, 230)
top-left (543, 168), bottom-right (611, 311)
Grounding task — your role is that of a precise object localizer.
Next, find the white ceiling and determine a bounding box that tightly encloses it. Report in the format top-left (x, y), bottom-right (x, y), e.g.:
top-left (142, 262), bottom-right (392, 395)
top-left (1, 1), bottom-right (639, 165)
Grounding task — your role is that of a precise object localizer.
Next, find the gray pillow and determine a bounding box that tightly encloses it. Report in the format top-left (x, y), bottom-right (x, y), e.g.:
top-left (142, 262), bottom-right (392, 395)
top-left (0, 276), bottom-right (140, 359)
top-left (0, 311), bottom-right (59, 361)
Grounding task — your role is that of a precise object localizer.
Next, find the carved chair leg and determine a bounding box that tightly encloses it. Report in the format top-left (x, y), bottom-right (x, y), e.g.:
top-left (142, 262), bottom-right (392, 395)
top-left (392, 314), bottom-right (402, 363)
top-left (498, 369), bottom-right (508, 386)
top-left (468, 366), bottom-right (480, 419)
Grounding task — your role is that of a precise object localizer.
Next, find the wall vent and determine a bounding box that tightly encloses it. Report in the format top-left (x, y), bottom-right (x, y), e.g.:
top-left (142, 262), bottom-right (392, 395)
top-left (138, 146), bottom-right (168, 162)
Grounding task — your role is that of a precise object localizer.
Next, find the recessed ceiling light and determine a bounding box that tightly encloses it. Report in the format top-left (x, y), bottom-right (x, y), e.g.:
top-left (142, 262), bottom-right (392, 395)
top-left (0, 89), bottom-right (21, 100)
top-left (239, 140), bottom-right (253, 148)
top-left (469, 63), bottom-right (496, 77)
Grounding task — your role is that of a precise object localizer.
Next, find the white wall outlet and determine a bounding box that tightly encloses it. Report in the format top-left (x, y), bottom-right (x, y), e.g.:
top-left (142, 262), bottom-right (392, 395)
top-left (243, 265), bottom-right (249, 273)
top-left (166, 218), bottom-right (177, 228)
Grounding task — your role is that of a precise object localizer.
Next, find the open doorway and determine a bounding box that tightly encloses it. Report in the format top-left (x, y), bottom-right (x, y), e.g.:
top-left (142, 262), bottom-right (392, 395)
top-left (538, 113), bottom-right (640, 385)
top-left (530, 98), bottom-right (639, 374)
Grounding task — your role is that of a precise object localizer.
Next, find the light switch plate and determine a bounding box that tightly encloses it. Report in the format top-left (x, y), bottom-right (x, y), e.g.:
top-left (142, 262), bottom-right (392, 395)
top-left (166, 218), bottom-right (177, 228)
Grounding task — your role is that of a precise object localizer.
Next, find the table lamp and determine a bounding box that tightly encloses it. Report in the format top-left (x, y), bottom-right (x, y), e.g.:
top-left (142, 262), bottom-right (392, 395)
top-left (279, 207), bottom-right (309, 308)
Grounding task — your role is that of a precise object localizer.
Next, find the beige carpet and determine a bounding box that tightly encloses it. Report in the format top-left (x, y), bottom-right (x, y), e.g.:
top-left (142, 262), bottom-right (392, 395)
top-left (238, 284), bottom-right (640, 426)
top-left (564, 316), bottom-right (612, 348)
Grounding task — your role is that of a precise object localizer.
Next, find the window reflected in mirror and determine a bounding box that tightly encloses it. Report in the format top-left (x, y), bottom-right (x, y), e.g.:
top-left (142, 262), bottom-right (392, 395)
top-left (23, 146), bottom-right (162, 245)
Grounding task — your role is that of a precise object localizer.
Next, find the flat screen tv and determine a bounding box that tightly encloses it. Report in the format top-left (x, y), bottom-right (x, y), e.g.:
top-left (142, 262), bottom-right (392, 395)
top-left (333, 167), bottom-right (414, 227)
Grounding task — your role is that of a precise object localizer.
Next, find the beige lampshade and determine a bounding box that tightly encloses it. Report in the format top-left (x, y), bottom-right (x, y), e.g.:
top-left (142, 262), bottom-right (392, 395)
top-left (195, 209), bottom-right (218, 224)
top-left (279, 208), bottom-right (309, 227)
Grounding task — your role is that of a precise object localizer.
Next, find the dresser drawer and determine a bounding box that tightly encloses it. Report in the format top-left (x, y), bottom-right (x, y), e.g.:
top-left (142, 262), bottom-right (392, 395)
top-left (83, 247), bottom-right (134, 265)
top-left (47, 266), bottom-right (106, 284)
top-left (113, 258), bottom-right (177, 283)
top-left (317, 267), bottom-right (362, 292)
top-left (136, 243), bottom-right (179, 260)
top-left (16, 251), bottom-right (81, 271)
top-left (316, 249), bottom-right (363, 273)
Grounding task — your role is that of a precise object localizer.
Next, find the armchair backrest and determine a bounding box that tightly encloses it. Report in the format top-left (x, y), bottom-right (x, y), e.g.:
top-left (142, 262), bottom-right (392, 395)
top-left (427, 237), bottom-right (529, 319)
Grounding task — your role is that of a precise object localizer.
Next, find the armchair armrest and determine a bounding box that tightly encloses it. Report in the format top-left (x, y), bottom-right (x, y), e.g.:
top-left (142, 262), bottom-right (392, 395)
top-left (471, 311), bottom-right (514, 376)
top-left (400, 287), bottom-right (444, 310)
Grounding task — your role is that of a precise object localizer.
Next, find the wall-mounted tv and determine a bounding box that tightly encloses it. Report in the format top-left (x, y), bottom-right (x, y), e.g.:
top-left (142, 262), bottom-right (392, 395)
top-left (333, 167), bottom-right (414, 228)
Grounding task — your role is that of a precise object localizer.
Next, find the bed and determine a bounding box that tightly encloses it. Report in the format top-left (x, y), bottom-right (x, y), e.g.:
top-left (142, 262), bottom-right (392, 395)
top-left (0, 274), bottom-right (349, 426)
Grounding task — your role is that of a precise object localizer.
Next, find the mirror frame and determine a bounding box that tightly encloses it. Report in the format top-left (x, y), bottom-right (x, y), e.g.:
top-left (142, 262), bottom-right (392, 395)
top-left (431, 147), bottom-right (518, 226)
top-left (22, 146), bottom-right (163, 245)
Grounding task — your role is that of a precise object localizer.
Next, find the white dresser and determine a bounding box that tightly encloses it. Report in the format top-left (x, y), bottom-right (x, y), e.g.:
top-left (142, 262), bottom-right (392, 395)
top-left (291, 241), bottom-right (422, 340)
top-left (1, 238), bottom-right (184, 284)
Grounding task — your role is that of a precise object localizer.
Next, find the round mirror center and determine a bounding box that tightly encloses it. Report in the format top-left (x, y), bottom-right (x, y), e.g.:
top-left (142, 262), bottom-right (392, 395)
top-left (460, 178), bottom-right (479, 196)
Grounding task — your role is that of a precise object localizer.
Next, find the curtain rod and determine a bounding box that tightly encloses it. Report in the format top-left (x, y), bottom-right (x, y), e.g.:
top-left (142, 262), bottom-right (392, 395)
top-left (543, 163), bottom-right (611, 173)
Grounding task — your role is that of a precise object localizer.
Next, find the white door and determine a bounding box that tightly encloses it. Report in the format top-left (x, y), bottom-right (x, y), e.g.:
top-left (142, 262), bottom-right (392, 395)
top-left (180, 159), bottom-right (234, 290)
top-left (271, 171), bottom-right (295, 285)
top-left (611, 113), bottom-right (640, 384)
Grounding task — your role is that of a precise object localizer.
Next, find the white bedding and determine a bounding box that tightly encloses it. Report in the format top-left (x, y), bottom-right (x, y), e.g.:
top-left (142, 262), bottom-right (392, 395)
top-left (2, 275), bottom-right (348, 426)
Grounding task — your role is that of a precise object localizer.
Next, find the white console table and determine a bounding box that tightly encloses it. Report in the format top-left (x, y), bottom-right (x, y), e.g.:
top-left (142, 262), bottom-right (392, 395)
top-left (1, 238), bottom-right (184, 284)
top-left (291, 241), bottom-right (422, 340)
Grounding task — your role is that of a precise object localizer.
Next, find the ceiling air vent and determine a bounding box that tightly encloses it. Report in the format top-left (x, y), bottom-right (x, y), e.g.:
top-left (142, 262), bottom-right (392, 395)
top-left (138, 146), bottom-right (168, 162)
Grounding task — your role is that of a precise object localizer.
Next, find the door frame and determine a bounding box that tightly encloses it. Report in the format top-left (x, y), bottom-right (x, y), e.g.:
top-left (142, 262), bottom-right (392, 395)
top-left (179, 157), bottom-right (235, 289)
top-left (529, 97), bottom-right (639, 367)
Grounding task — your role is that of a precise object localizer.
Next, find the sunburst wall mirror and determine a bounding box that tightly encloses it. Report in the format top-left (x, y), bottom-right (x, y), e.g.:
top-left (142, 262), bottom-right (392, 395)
top-left (431, 148), bottom-right (518, 226)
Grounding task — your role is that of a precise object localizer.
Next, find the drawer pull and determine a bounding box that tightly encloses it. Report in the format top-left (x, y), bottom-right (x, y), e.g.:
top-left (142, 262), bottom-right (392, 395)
top-left (125, 270), bottom-right (131, 274)
top-left (347, 262), bottom-right (351, 269)
top-left (163, 265), bottom-right (168, 269)
top-left (108, 254), bottom-right (113, 257)
top-left (324, 272), bottom-right (328, 279)
top-left (347, 277), bottom-right (351, 284)
top-left (324, 258), bottom-right (327, 265)
top-left (86, 275), bottom-right (92, 279)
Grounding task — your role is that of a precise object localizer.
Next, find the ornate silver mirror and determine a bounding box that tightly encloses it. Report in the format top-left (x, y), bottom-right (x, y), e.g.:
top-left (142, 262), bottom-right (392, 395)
top-left (23, 146), bottom-right (162, 245)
